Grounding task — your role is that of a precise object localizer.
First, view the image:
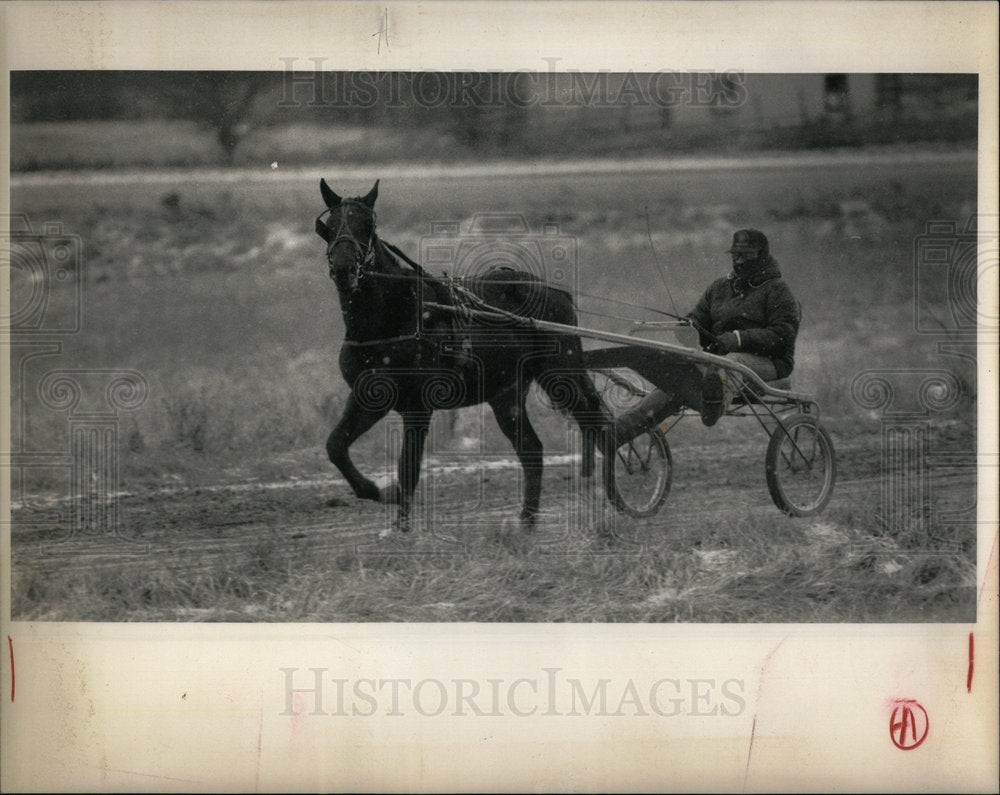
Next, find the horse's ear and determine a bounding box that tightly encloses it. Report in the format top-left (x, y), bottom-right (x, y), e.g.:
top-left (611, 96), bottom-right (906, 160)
top-left (361, 179), bottom-right (379, 208)
top-left (320, 178), bottom-right (341, 208)
top-left (315, 217), bottom-right (329, 241)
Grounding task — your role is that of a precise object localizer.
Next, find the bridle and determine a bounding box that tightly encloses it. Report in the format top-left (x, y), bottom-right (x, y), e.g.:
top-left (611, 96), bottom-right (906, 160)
top-left (316, 198), bottom-right (435, 350)
top-left (317, 199), bottom-right (378, 291)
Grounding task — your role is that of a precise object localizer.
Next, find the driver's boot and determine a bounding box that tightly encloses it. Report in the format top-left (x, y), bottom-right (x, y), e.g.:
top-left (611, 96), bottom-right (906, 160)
top-left (700, 368), bottom-right (738, 426)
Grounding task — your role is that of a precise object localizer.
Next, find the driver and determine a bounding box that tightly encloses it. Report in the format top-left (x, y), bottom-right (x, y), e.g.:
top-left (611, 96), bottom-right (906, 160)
top-left (614, 229), bottom-right (800, 440)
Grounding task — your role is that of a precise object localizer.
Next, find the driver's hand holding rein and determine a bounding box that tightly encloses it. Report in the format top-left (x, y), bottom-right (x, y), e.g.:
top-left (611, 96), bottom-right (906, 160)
top-left (614, 229), bottom-right (800, 442)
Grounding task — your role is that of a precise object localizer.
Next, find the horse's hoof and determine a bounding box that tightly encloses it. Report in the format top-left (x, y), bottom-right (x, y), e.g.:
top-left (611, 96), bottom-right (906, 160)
top-left (500, 516), bottom-right (520, 535)
top-left (357, 482), bottom-right (382, 502)
top-left (498, 516), bottom-right (533, 552)
top-left (380, 483), bottom-right (401, 504)
top-left (377, 519), bottom-right (411, 540)
top-left (326, 496), bottom-right (350, 507)
top-left (519, 511), bottom-right (538, 531)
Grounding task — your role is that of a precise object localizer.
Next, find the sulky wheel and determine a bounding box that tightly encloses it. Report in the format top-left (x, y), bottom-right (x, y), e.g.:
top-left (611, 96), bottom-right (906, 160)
top-left (589, 368), bottom-right (673, 519)
top-left (590, 369), bottom-right (674, 518)
top-left (765, 414), bottom-right (836, 517)
top-left (609, 426), bottom-right (673, 518)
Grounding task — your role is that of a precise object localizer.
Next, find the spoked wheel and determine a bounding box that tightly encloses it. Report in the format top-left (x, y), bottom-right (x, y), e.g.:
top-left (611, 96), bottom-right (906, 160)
top-left (588, 367), bottom-right (673, 519)
top-left (765, 414), bottom-right (836, 516)
top-left (610, 427), bottom-right (673, 518)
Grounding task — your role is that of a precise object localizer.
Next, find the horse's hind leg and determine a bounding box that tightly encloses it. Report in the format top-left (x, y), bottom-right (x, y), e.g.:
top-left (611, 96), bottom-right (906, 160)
top-left (395, 410), bottom-right (432, 532)
top-left (489, 391), bottom-right (544, 528)
top-left (541, 369), bottom-right (612, 479)
top-left (580, 374), bottom-right (616, 456)
top-left (326, 393), bottom-right (392, 504)
top-left (564, 372), bottom-right (617, 498)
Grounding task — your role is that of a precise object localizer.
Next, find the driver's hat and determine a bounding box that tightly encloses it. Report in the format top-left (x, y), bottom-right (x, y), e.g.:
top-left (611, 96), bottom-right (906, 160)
top-left (727, 229), bottom-right (769, 255)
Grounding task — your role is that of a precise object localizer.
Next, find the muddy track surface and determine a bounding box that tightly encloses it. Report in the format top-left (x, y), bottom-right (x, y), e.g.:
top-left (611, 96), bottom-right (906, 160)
top-left (10, 436), bottom-right (976, 581)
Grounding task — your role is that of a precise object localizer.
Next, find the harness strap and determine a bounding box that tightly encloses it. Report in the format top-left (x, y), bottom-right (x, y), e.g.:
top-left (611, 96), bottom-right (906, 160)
top-left (342, 333), bottom-right (420, 347)
top-left (381, 239), bottom-right (432, 277)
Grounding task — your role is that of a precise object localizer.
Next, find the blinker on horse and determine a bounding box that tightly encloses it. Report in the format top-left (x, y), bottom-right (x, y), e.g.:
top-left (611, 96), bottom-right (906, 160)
top-left (315, 179), bottom-right (616, 534)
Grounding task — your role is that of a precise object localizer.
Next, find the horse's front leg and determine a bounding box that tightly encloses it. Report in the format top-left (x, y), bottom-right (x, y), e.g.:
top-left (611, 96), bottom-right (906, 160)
top-left (395, 410), bottom-right (432, 532)
top-left (326, 393), bottom-right (392, 504)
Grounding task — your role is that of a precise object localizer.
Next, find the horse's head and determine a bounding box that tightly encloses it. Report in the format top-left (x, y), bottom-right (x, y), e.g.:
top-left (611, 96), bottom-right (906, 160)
top-left (315, 178), bottom-right (380, 292)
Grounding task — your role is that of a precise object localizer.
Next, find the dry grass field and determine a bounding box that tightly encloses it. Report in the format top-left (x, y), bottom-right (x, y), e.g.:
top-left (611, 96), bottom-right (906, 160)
top-left (8, 150), bottom-right (980, 621)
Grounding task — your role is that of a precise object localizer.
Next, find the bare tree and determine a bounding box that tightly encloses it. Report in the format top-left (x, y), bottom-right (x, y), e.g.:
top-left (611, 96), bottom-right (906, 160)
top-left (170, 72), bottom-right (273, 163)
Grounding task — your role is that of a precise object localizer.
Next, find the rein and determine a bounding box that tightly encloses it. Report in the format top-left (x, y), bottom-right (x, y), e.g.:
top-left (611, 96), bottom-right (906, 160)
top-left (341, 334), bottom-right (422, 348)
top-left (323, 202), bottom-right (719, 349)
top-left (380, 239), bottom-right (433, 279)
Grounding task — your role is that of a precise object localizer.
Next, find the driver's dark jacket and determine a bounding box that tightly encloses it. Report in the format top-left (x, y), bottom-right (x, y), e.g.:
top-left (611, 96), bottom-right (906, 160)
top-left (687, 259), bottom-right (799, 379)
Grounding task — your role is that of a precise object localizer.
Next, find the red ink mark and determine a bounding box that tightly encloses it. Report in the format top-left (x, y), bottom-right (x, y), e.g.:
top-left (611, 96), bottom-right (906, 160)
top-left (890, 699), bottom-right (928, 750)
top-left (967, 632), bottom-right (974, 693)
top-left (743, 715), bottom-right (758, 785)
top-left (7, 636), bottom-right (13, 702)
top-left (744, 637), bottom-right (786, 788)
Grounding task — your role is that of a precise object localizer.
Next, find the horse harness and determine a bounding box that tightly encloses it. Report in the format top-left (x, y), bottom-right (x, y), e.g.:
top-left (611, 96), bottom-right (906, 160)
top-left (320, 202), bottom-right (480, 365)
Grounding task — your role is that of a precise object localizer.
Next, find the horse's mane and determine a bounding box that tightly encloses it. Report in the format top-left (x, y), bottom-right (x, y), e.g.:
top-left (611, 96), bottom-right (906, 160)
top-left (377, 236), bottom-right (576, 316)
top-left (376, 236), bottom-right (457, 307)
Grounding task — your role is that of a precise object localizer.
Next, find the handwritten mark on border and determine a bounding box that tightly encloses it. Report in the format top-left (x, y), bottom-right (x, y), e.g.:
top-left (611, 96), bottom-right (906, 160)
top-left (372, 8), bottom-right (389, 54)
top-left (967, 632), bottom-right (974, 693)
top-left (889, 699), bottom-right (929, 750)
top-left (7, 636), bottom-right (13, 702)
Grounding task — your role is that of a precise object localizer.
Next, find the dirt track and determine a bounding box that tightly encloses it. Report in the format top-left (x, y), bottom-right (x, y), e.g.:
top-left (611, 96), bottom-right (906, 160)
top-left (10, 431), bottom-right (976, 581)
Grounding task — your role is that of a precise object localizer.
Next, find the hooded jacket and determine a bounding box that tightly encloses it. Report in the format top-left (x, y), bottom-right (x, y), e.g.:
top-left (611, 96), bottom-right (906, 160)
top-left (687, 257), bottom-right (800, 379)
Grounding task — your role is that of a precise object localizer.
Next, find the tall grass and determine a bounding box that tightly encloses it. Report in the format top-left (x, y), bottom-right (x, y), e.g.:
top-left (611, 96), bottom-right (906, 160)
top-left (8, 159), bottom-right (980, 623)
top-left (10, 160), bottom-right (977, 489)
top-left (11, 475), bottom-right (976, 622)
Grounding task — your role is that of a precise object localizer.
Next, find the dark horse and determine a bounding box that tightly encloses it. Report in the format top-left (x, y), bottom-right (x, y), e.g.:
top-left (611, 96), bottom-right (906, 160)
top-left (315, 179), bottom-right (616, 532)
